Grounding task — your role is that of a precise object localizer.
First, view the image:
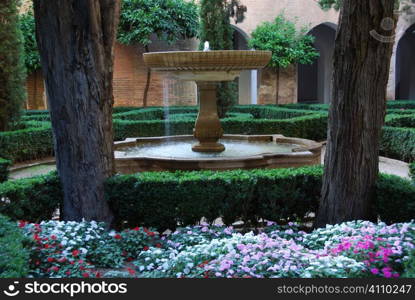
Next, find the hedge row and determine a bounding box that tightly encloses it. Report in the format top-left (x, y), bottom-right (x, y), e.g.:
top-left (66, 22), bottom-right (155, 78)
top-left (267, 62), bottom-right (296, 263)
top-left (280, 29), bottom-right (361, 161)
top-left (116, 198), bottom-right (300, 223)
top-left (0, 214), bottom-right (29, 278)
top-left (410, 162), bottom-right (415, 182)
top-left (0, 158), bottom-right (11, 183)
top-left (385, 114), bottom-right (415, 128)
top-left (0, 167), bottom-right (414, 230)
top-left (380, 127), bottom-right (415, 162)
top-left (0, 122), bottom-right (53, 162)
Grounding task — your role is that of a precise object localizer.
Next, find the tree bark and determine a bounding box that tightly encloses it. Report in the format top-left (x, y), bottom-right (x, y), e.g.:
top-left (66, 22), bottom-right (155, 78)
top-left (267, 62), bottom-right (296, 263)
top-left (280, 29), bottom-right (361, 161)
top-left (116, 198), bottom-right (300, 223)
top-left (142, 45), bottom-right (151, 107)
top-left (33, 0), bottom-right (120, 225)
top-left (315, 0), bottom-right (396, 227)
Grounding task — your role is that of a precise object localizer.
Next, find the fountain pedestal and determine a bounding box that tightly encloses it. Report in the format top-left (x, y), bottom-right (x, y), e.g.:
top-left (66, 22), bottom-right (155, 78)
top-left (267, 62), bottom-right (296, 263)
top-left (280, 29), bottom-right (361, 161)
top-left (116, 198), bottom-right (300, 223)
top-left (192, 82), bottom-right (224, 152)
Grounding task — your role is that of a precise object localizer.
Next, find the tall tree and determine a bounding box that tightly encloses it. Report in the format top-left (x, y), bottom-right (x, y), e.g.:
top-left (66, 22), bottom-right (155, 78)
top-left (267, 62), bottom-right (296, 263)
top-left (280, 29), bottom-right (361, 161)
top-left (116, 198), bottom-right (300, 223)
top-left (199, 0), bottom-right (246, 118)
top-left (315, 0), bottom-right (396, 226)
top-left (248, 15), bottom-right (318, 105)
top-left (33, 0), bottom-right (120, 224)
top-left (0, 0), bottom-right (26, 131)
top-left (118, 0), bottom-right (199, 107)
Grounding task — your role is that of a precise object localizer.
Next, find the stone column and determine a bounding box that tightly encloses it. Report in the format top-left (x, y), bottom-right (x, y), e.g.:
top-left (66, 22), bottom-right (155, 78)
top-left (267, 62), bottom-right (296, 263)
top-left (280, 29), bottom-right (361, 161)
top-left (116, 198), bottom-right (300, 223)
top-left (192, 82), bottom-right (225, 152)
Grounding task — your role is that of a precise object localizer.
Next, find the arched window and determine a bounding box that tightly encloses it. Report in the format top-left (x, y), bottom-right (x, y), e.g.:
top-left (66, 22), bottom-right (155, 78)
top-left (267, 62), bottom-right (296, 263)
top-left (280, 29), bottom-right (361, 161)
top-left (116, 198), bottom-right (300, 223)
top-left (233, 26), bottom-right (258, 105)
top-left (298, 23), bottom-right (336, 104)
top-left (396, 23), bottom-right (415, 100)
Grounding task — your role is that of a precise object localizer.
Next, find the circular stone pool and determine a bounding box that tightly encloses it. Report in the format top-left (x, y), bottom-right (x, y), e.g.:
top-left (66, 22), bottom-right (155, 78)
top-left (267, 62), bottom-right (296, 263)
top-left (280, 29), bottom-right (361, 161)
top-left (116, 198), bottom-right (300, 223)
top-left (114, 134), bottom-right (322, 173)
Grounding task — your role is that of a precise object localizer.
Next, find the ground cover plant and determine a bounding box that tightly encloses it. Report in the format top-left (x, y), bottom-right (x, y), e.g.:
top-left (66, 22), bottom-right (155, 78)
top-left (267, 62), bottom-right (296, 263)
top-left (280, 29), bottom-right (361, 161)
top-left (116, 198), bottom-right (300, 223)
top-left (14, 219), bottom-right (415, 278)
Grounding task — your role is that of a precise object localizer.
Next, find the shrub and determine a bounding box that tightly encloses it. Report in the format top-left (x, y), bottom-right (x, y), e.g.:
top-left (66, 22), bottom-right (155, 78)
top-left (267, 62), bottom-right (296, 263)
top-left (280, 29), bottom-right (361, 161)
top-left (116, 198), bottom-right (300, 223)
top-left (0, 158), bottom-right (11, 183)
top-left (0, 214), bottom-right (29, 278)
top-left (410, 162), bottom-right (415, 182)
top-left (374, 174), bottom-right (415, 224)
top-left (385, 114), bottom-right (415, 128)
top-left (0, 122), bottom-right (53, 161)
top-left (0, 172), bottom-right (62, 222)
top-left (380, 127), bottom-right (415, 162)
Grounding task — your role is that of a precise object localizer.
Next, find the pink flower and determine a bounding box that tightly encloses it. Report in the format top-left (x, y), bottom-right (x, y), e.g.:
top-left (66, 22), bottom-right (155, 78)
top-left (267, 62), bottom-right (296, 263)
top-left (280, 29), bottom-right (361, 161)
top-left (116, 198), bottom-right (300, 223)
top-left (371, 268), bottom-right (379, 275)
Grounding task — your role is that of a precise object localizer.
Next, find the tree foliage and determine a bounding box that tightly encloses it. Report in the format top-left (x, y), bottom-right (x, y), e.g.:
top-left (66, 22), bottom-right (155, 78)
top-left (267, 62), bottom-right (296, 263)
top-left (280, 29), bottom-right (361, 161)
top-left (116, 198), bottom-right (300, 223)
top-left (117, 0), bottom-right (199, 46)
top-left (19, 11), bottom-right (40, 74)
top-left (248, 14), bottom-right (319, 104)
top-left (0, 0), bottom-right (26, 131)
top-left (199, 0), bottom-right (246, 117)
top-left (249, 14), bottom-right (319, 69)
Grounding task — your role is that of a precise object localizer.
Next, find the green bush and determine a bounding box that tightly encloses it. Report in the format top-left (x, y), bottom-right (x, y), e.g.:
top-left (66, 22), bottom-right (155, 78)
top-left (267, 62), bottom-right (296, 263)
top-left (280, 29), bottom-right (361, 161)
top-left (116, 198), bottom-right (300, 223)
top-left (0, 122), bottom-right (53, 161)
top-left (0, 172), bottom-right (62, 222)
top-left (0, 214), bottom-right (29, 278)
top-left (0, 167), bottom-right (414, 230)
top-left (380, 127), bottom-right (415, 162)
top-left (387, 100), bottom-right (415, 110)
top-left (385, 114), bottom-right (415, 128)
top-left (374, 174), bottom-right (415, 224)
top-left (410, 162), bottom-right (415, 182)
top-left (0, 158), bottom-right (11, 183)
top-left (403, 249), bottom-right (415, 278)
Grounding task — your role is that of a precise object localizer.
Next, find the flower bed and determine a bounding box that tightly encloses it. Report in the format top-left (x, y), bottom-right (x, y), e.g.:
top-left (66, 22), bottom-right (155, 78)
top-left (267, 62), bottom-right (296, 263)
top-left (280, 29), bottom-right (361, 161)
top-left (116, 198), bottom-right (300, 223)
top-left (16, 219), bottom-right (415, 278)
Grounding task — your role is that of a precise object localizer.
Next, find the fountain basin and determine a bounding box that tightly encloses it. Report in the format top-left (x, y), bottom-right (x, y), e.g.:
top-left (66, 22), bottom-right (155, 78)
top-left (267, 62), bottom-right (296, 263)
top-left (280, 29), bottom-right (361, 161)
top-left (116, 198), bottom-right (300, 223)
top-left (114, 134), bottom-right (322, 173)
top-left (144, 50), bottom-right (272, 153)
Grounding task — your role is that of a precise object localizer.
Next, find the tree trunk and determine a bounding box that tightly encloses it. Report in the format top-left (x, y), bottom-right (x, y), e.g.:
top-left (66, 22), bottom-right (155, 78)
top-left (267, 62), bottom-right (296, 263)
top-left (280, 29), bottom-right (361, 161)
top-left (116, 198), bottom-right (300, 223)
top-left (315, 0), bottom-right (396, 227)
top-left (275, 66), bottom-right (280, 105)
top-left (33, 0), bottom-right (120, 225)
top-left (142, 45), bottom-right (151, 107)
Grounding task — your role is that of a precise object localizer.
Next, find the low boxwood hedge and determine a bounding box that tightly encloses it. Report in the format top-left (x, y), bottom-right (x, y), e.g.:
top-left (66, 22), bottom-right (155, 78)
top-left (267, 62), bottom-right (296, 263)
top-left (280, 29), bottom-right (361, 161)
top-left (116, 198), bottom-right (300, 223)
top-left (380, 127), bottom-right (415, 162)
top-left (1, 167), bottom-right (414, 231)
top-left (0, 214), bottom-right (29, 278)
top-left (0, 158), bottom-right (11, 183)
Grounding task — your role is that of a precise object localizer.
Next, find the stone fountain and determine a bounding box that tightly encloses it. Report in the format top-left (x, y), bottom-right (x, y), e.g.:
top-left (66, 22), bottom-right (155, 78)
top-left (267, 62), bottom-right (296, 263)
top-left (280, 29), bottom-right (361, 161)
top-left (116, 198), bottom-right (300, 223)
top-left (112, 47), bottom-right (322, 173)
top-left (143, 47), bottom-right (272, 152)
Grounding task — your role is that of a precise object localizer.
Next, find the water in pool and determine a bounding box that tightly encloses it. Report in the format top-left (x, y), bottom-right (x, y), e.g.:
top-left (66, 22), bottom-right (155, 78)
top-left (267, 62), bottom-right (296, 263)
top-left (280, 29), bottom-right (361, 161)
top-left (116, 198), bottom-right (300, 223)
top-left (118, 139), bottom-right (298, 159)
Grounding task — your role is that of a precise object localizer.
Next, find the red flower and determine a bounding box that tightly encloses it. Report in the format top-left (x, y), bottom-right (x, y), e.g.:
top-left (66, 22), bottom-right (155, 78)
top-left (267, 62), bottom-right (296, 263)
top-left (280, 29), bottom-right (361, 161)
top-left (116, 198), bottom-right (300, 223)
top-left (50, 235), bottom-right (57, 240)
top-left (80, 266), bottom-right (86, 271)
top-left (143, 246), bottom-right (149, 251)
top-left (65, 271), bottom-right (71, 276)
top-left (47, 257), bottom-right (54, 263)
top-left (147, 232), bottom-right (155, 237)
top-left (72, 249), bottom-right (80, 257)
top-left (33, 234), bottom-right (41, 241)
top-left (52, 266), bottom-right (59, 272)
top-left (126, 257), bottom-right (134, 262)
top-left (127, 268), bottom-right (136, 275)
top-left (35, 260), bottom-right (40, 266)
top-left (78, 260), bottom-right (84, 264)
top-left (82, 272), bottom-right (89, 278)
top-left (18, 221), bottom-right (27, 228)
top-left (44, 244), bottom-right (50, 249)
top-left (96, 272), bottom-right (102, 278)
top-left (156, 243), bottom-right (162, 248)
top-left (58, 258), bottom-right (67, 263)
top-left (114, 234), bottom-right (122, 240)
top-left (133, 227), bottom-right (140, 231)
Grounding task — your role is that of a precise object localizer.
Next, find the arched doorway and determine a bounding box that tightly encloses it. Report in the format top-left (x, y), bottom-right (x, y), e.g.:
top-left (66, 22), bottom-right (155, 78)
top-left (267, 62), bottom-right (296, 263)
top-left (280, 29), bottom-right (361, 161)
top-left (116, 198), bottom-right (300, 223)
top-left (298, 23), bottom-right (336, 104)
top-left (233, 26), bottom-right (258, 105)
top-left (396, 24), bottom-right (415, 100)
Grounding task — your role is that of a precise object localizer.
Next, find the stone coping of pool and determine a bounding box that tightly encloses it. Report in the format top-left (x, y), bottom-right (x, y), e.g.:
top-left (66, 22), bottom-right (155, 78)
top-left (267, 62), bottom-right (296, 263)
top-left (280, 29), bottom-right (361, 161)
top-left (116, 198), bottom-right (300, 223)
top-left (114, 134), bottom-right (323, 173)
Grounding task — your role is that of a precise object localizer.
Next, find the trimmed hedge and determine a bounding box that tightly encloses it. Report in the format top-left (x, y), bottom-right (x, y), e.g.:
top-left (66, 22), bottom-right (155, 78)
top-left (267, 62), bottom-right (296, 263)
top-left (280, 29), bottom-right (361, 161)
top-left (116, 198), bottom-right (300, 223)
top-left (0, 214), bottom-right (29, 278)
top-left (0, 158), bottom-right (11, 183)
top-left (0, 172), bottom-right (62, 222)
top-left (380, 127), bottom-right (415, 162)
top-left (385, 114), bottom-right (415, 128)
top-left (0, 121), bottom-right (53, 161)
top-left (1, 167), bottom-right (414, 231)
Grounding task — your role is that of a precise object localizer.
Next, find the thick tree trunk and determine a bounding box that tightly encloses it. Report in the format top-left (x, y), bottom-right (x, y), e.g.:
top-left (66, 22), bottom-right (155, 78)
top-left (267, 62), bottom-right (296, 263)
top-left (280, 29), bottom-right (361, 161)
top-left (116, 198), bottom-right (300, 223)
top-left (142, 45), bottom-right (151, 107)
top-left (315, 0), bottom-right (396, 227)
top-left (33, 0), bottom-right (120, 224)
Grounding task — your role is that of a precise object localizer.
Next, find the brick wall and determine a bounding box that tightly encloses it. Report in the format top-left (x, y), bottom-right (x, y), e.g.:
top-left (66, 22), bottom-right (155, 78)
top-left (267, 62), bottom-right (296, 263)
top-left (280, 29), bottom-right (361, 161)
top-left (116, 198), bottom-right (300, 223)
top-left (25, 40), bottom-right (198, 110)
